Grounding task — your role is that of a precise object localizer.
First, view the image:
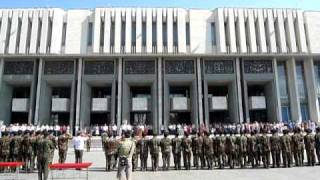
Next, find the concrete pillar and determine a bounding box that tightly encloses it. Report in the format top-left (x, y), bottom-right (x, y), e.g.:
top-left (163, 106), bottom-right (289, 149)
top-left (75, 58), bottom-right (83, 131)
top-left (203, 80), bottom-right (210, 127)
top-left (157, 57), bottom-right (163, 132)
top-left (163, 81), bottom-right (169, 130)
top-left (122, 81), bottom-right (130, 123)
top-left (28, 60), bottom-right (38, 124)
top-left (117, 58), bottom-right (123, 131)
top-left (196, 58), bottom-right (204, 127)
top-left (80, 82), bottom-right (90, 128)
top-left (304, 58), bottom-right (319, 123)
top-left (111, 79), bottom-right (117, 124)
top-left (192, 80), bottom-right (198, 129)
top-left (152, 82), bottom-right (158, 133)
top-left (229, 81), bottom-right (238, 123)
top-left (236, 58), bottom-right (244, 123)
top-left (34, 58), bottom-right (43, 125)
top-left (0, 59), bottom-right (3, 91)
top-left (273, 58), bottom-right (282, 122)
top-left (286, 58), bottom-right (301, 122)
top-left (0, 59), bottom-right (12, 124)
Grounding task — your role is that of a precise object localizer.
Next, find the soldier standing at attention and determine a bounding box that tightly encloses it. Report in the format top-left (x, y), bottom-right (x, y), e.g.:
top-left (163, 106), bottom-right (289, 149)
top-left (58, 131), bottom-right (72, 163)
top-left (172, 132), bottom-right (182, 170)
top-left (270, 129), bottom-right (281, 168)
top-left (216, 130), bottom-right (226, 169)
top-left (160, 131), bottom-right (171, 170)
top-left (131, 134), bottom-right (138, 171)
top-left (37, 130), bottom-right (55, 180)
top-left (117, 131), bottom-right (135, 180)
top-left (292, 128), bottom-right (304, 166)
top-left (149, 133), bottom-right (160, 171)
top-left (137, 132), bottom-right (149, 171)
top-left (10, 131), bottom-right (22, 163)
top-left (315, 127), bottom-right (320, 165)
top-left (281, 129), bottom-right (292, 168)
top-left (0, 132), bottom-right (11, 172)
top-left (226, 131), bottom-right (236, 169)
top-left (48, 131), bottom-right (57, 164)
top-left (203, 131), bottom-right (214, 169)
top-left (182, 132), bottom-right (192, 170)
top-left (21, 131), bottom-right (33, 172)
top-left (304, 129), bottom-right (316, 166)
top-left (107, 132), bottom-right (119, 171)
top-left (191, 132), bottom-right (202, 169)
top-left (86, 132), bottom-right (92, 152)
top-left (236, 131), bottom-right (247, 168)
top-left (259, 129), bottom-right (271, 168)
top-left (247, 131), bottom-right (258, 168)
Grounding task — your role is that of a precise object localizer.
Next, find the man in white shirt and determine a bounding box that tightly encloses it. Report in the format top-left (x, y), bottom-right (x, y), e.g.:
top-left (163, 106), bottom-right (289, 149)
top-left (72, 132), bottom-right (88, 163)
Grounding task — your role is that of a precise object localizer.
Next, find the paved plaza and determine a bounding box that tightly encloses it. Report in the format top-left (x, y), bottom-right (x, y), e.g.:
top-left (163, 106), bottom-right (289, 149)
top-left (1, 147), bottom-right (320, 180)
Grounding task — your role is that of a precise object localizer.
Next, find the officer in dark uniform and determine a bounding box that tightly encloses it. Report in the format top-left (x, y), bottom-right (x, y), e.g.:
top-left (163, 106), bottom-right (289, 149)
top-left (58, 131), bottom-right (72, 163)
top-left (37, 130), bottom-right (55, 180)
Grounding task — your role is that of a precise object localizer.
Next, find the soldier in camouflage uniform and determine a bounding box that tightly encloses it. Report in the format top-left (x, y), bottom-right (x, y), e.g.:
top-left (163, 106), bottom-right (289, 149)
top-left (203, 131), bottom-right (214, 169)
top-left (247, 130), bottom-right (258, 168)
top-left (182, 132), bottom-right (192, 170)
top-left (259, 129), bottom-right (271, 168)
top-left (137, 132), bottom-right (149, 171)
top-left (48, 131), bottom-right (57, 164)
top-left (58, 131), bottom-right (72, 163)
top-left (270, 129), bottom-right (281, 168)
top-left (0, 132), bottom-right (11, 172)
top-left (304, 129), bottom-right (316, 166)
top-left (226, 131), bottom-right (236, 169)
top-left (131, 134), bottom-right (138, 171)
top-left (86, 133), bottom-right (92, 152)
top-left (149, 133), bottom-right (160, 171)
top-left (216, 130), bottom-right (226, 169)
top-left (160, 131), bottom-right (171, 170)
top-left (292, 128), bottom-right (304, 166)
top-left (105, 132), bottom-right (118, 171)
top-left (172, 132), bottom-right (182, 170)
top-left (37, 130), bottom-right (55, 180)
top-left (192, 132), bottom-right (203, 169)
top-left (315, 127), bottom-right (320, 165)
top-left (21, 131), bottom-right (33, 172)
top-left (236, 131), bottom-right (247, 168)
top-left (281, 129), bottom-right (292, 168)
top-left (10, 131), bottom-right (22, 170)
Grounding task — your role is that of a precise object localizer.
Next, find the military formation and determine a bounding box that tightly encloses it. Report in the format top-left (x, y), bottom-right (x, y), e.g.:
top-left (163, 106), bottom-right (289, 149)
top-left (100, 127), bottom-right (320, 172)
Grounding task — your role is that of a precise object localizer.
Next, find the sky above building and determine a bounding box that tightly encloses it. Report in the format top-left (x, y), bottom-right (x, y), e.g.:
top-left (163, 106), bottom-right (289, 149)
top-left (0, 0), bottom-right (319, 10)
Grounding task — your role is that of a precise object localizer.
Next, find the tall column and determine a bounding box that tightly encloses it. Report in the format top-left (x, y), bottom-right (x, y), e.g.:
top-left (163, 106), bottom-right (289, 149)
top-left (157, 57), bottom-right (163, 133)
top-left (273, 58), bottom-right (282, 122)
top-left (196, 57), bottom-right (204, 127)
top-left (0, 59), bottom-right (3, 89)
top-left (236, 58), bottom-right (244, 123)
top-left (75, 58), bottom-right (83, 131)
top-left (111, 79), bottom-right (117, 125)
top-left (304, 58), bottom-right (319, 123)
top-left (203, 80), bottom-right (210, 127)
top-left (286, 58), bottom-right (301, 122)
top-left (28, 60), bottom-right (38, 124)
top-left (117, 58), bottom-right (123, 132)
top-left (34, 58), bottom-right (43, 125)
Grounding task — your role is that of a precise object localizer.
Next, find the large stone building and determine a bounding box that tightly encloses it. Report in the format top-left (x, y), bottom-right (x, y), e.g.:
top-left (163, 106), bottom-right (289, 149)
top-left (0, 7), bottom-right (320, 133)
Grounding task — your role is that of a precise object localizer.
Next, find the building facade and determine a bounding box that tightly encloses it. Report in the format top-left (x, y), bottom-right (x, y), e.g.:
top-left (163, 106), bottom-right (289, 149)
top-left (0, 7), bottom-right (320, 133)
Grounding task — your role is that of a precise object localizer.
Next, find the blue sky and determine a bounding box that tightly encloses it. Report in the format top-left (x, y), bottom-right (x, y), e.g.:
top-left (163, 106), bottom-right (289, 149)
top-left (0, 0), bottom-right (319, 10)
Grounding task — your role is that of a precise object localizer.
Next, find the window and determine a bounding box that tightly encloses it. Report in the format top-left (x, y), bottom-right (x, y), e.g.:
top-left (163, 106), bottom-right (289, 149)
top-left (186, 22), bottom-right (190, 46)
top-left (131, 21), bottom-right (136, 46)
top-left (5, 18), bottom-right (12, 53)
top-left (121, 21), bottom-right (125, 46)
top-left (162, 22), bottom-right (167, 46)
top-left (173, 21), bottom-right (178, 46)
top-left (110, 21), bottom-right (115, 46)
top-left (281, 106), bottom-right (291, 123)
top-left (224, 22), bottom-right (229, 50)
top-left (264, 19), bottom-right (270, 52)
top-left (277, 62), bottom-right (289, 99)
top-left (142, 22), bottom-right (146, 46)
top-left (211, 22), bottom-right (216, 46)
top-left (300, 103), bottom-right (310, 121)
top-left (152, 22), bottom-right (157, 46)
top-left (87, 22), bottom-right (93, 46)
top-left (47, 18), bottom-right (53, 52)
top-left (100, 20), bottom-right (104, 47)
top-left (274, 19), bottom-right (280, 52)
top-left (296, 61), bottom-right (307, 99)
top-left (61, 22), bottom-right (67, 46)
top-left (26, 19), bottom-right (32, 51)
top-left (36, 19), bottom-right (42, 52)
top-left (16, 18), bottom-right (22, 52)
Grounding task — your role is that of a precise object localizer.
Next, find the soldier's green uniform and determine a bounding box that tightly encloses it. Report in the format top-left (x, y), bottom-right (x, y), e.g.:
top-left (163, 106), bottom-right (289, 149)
top-left (48, 133), bottom-right (57, 164)
top-left (117, 133), bottom-right (135, 180)
top-left (304, 129), bottom-right (316, 166)
top-left (192, 132), bottom-right (203, 169)
top-left (281, 130), bottom-right (292, 168)
top-left (37, 131), bottom-right (55, 180)
top-left (160, 132), bottom-right (171, 170)
top-left (292, 129), bottom-right (304, 166)
top-left (105, 133), bottom-right (118, 171)
top-left (270, 130), bottom-right (281, 168)
top-left (172, 134), bottom-right (182, 170)
top-left (315, 127), bottom-right (320, 165)
top-left (0, 132), bottom-right (11, 172)
top-left (149, 134), bottom-right (160, 171)
top-left (58, 133), bottom-right (71, 163)
top-left (86, 135), bottom-right (92, 152)
top-left (137, 134), bottom-right (149, 171)
top-left (21, 132), bottom-right (33, 172)
top-left (203, 132), bottom-right (214, 169)
top-left (226, 133), bottom-right (236, 169)
top-left (131, 135), bottom-right (138, 171)
top-left (247, 131), bottom-right (258, 168)
top-left (10, 132), bottom-right (22, 167)
top-left (182, 133), bottom-right (192, 170)
top-left (259, 131), bottom-right (271, 168)
top-left (216, 133), bottom-right (226, 169)
top-left (236, 132), bottom-right (247, 168)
